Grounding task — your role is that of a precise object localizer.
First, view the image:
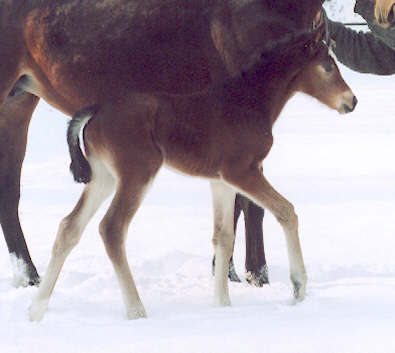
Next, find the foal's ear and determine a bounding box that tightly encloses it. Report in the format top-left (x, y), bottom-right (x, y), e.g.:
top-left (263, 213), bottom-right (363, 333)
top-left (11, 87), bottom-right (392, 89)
top-left (312, 22), bottom-right (326, 44)
top-left (303, 22), bottom-right (325, 56)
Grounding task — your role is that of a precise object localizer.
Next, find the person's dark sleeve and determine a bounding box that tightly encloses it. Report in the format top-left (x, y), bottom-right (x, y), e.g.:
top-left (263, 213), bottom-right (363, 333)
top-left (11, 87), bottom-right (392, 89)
top-left (327, 20), bottom-right (395, 75)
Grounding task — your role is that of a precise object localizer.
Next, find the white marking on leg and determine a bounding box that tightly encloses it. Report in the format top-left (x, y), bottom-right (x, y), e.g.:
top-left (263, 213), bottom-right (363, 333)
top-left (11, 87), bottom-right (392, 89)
top-left (29, 159), bottom-right (115, 321)
top-left (223, 174), bottom-right (307, 302)
top-left (210, 181), bottom-right (236, 307)
top-left (99, 175), bottom-right (157, 320)
top-left (9, 253), bottom-right (30, 288)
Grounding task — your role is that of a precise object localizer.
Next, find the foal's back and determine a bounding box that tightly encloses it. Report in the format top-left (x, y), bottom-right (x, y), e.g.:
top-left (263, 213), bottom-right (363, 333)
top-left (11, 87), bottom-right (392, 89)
top-left (84, 77), bottom-right (276, 181)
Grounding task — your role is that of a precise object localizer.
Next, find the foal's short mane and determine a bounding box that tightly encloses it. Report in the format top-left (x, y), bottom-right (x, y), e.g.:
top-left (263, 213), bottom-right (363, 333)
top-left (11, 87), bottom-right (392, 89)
top-left (265, 0), bottom-right (325, 28)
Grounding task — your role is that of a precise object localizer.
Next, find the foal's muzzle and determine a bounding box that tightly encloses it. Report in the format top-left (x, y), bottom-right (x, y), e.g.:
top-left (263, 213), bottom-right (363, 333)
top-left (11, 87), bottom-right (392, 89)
top-left (343, 95), bottom-right (358, 114)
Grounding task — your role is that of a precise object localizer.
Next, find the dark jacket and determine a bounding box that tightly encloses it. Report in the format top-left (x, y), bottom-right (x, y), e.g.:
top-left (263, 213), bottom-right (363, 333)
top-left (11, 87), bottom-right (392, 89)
top-left (326, 0), bottom-right (395, 75)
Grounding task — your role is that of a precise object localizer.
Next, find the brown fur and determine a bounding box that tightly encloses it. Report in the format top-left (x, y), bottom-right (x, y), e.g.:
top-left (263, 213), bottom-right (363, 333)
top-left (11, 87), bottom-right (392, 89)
top-left (0, 0), bottom-right (326, 285)
top-left (29, 27), bottom-right (357, 320)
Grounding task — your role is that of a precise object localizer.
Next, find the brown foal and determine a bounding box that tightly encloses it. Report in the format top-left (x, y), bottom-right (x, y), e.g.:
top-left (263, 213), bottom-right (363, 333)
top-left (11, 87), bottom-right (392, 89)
top-left (29, 26), bottom-right (357, 321)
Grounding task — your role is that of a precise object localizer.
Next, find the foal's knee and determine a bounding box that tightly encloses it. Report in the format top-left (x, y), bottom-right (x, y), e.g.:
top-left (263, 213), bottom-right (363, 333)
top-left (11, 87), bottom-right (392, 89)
top-left (99, 217), bottom-right (124, 262)
top-left (52, 217), bottom-right (82, 256)
top-left (212, 230), bottom-right (234, 256)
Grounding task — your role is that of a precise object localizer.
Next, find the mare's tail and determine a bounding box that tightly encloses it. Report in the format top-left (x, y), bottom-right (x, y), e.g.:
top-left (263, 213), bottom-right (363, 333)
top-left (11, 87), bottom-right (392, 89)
top-left (67, 105), bottom-right (99, 184)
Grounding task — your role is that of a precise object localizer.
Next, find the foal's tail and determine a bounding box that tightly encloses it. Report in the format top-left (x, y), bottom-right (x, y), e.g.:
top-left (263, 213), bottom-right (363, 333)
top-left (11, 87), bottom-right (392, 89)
top-left (67, 105), bottom-right (99, 184)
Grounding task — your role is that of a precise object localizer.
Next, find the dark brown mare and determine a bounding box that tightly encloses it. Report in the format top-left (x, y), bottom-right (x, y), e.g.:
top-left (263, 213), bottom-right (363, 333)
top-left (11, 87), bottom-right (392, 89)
top-left (29, 26), bottom-right (357, 321)
top-left (0, 0), bottom-right (325, 286)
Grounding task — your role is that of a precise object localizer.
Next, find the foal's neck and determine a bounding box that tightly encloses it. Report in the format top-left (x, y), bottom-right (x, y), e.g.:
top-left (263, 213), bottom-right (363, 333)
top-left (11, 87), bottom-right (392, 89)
top-left (220, 57), bottom-right (301, 126)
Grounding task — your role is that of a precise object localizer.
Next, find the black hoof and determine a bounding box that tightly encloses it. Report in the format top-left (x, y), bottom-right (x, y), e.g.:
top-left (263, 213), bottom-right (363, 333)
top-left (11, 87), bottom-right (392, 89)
top-left (228, 259), bottom-right (242, 283)
top-left (28, 275), bottom-right (41, 287)
top-left (246, 265), bottom-right (269, 287)
top-left (27, 266), bottom-right (41, 287)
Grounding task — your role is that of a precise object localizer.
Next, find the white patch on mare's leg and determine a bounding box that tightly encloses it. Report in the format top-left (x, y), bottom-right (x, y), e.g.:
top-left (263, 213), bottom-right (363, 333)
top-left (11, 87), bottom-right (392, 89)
top-left (10, 253), bottom-right (31, 287)
top-left (245, 264), bottom-right (269, 287)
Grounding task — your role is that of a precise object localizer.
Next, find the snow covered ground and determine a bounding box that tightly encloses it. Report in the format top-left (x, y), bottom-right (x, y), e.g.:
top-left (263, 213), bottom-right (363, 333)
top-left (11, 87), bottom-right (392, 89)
top-left (0, 20), bottom-right (394, 353)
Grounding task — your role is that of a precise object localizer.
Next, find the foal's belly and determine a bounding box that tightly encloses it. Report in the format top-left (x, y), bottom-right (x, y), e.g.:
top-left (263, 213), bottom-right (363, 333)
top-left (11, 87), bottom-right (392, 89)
top-left (164, 158), bottom-right (221, 179)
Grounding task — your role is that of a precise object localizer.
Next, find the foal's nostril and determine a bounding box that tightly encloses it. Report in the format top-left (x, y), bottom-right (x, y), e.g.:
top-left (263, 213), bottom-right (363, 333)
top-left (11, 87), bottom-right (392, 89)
top-left (342, 95), bottom-right (358, 114)
top-left (352, 95), bottom-right (358, 110)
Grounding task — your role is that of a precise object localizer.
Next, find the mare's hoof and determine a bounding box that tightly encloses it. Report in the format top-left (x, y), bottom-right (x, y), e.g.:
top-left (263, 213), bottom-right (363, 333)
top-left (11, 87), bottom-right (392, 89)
top-left (11, 257), bottom-right (40, 288)
top-left (228, 260), bottom-right (242, 283)
top-left (28, 270), bottom-right (41, 287)
top-left (28, 277), bottom-right (41, 287)
top-left (212, 256), bottom-right (242, 283)
top-left (246, 265), bottom-right (269, 287)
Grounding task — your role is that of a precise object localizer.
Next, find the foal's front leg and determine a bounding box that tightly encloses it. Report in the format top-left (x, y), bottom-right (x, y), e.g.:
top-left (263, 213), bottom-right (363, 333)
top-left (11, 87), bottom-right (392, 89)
top-left (210, 181), bottom-right (237, 307)
top-left (211, 196), bottom-right (241, 283)
top-left (98, 181), bottom-right (149, 320)
top-left (222, 168), bottom-right (307, 301)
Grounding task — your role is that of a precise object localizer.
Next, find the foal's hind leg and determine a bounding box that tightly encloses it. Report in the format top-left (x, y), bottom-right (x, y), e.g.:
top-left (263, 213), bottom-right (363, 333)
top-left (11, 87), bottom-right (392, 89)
top-left (29, 160), bottom-right (115, 321)
top-left (222, 168), bottom-right (307, 301)
top-left (99, 160), bottom-right (161, 319)
top-left (210, 181), bottom-right (237, 307)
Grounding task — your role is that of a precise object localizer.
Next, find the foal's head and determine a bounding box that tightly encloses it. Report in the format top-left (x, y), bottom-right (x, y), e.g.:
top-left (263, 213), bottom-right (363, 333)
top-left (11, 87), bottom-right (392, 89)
top-left (285, 26), bottom-right (357, 114)
top-left (241, 24), bottom-right (357, 115)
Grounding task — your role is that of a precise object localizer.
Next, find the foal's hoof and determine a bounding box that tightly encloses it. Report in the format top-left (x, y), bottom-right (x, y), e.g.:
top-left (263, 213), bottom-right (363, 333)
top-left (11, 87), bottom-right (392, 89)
top-left (29, 300), bottom-right (49, 322)
top-left (246, 265), bottom-right (269, 287)
top-left (126, 304), bottom-right (147, 320)
top-left (214, 295), bottom-right (232, 307)
top-left (291, 274), bottom-right (307, 302)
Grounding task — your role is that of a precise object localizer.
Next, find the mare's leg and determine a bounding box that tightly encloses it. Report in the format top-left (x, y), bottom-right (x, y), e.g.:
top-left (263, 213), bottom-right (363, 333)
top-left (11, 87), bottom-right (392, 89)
top-left (0, 53), bottom-right (22, 107)
top-left (211, 194), bottom-right (241, 283)
top-left (238, 194), bottom-right (269, 286)
top-left (210, 181), bottom-right (237, 307)
top-left (29, 159), bottom-right (115, 321)
top-left (222, 167), bottom-right (307, 301)
top-left (0, 92), bottom-right (40, 286)
top-left (99, 163), bottom-right (161, 319)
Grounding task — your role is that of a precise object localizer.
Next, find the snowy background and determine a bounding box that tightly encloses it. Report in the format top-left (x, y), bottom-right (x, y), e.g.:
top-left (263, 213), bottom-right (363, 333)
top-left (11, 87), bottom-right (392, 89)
top-left (1, 2), bottom-right (394, 353)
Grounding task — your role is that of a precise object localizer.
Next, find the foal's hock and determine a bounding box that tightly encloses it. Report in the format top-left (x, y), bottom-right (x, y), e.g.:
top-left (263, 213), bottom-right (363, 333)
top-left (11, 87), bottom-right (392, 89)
top-left (30, 27), bottom-right (356, 321)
